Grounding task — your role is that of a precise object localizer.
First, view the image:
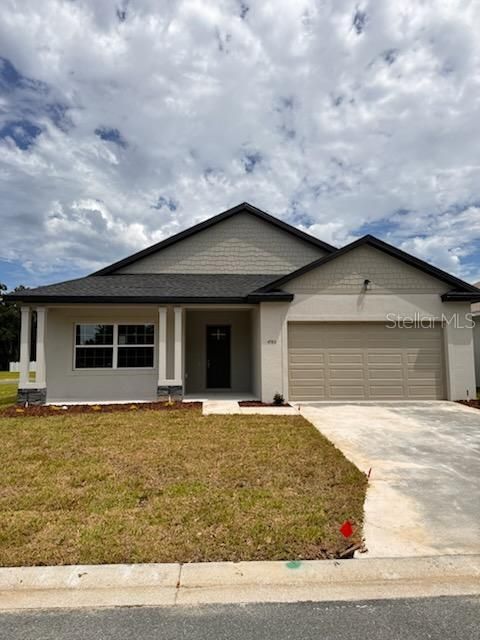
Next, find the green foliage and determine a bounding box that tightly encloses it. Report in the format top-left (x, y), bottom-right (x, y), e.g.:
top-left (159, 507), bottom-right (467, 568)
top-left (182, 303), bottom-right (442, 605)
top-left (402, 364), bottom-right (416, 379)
top-left (0, 284), bottom-right (27, 371)
top-left (273, 392), bottom-right (285, 405)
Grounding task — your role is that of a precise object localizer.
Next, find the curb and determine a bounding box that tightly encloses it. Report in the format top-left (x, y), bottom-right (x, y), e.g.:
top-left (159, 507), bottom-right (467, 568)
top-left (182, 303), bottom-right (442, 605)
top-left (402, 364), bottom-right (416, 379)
top-left (0, 556), bottom-right (479, 610)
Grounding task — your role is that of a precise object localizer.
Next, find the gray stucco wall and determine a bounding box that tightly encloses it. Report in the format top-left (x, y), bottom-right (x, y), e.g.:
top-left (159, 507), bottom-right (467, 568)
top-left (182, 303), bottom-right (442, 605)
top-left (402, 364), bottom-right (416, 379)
top-left (117, 213), bottom-right (326, 275)
top-left (184, 309), bottom-right (253, 394)
top-left (45, 307), bottom-right (165, 403)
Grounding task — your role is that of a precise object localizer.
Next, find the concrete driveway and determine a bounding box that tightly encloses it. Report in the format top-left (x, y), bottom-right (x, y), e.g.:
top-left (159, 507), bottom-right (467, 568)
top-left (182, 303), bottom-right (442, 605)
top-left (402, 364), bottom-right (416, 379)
top-left (298, 402), bottom-right (480, 558)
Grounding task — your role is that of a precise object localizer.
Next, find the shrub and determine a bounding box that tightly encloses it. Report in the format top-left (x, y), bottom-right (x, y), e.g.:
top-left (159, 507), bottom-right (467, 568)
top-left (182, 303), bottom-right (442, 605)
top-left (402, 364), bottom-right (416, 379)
top-left (273, 393), bottom-right (284, 405)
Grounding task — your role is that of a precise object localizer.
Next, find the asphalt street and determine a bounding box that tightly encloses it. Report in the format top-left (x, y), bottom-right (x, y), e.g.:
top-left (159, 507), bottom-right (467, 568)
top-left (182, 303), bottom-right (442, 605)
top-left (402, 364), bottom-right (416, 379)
top-left (1, 596), bottom-right (478, 640)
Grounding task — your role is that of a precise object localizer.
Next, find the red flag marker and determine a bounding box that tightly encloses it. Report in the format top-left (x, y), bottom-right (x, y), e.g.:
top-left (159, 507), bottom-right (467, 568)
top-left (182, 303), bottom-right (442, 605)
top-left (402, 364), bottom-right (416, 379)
top-left (339, 520), bottom-right (353, 538)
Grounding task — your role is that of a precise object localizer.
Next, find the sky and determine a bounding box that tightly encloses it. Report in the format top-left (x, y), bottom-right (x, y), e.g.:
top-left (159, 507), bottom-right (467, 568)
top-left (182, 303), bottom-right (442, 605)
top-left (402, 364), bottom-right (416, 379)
top-left (0, 0), bottom-right (480, 290)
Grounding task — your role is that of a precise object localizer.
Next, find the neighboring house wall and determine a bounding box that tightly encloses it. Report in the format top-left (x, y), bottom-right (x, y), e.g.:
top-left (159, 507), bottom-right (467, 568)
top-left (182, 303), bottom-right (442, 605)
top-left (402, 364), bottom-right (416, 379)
top-left (184, 309), bottom-right (253, 394)
top-left (46, 307), bottom-right (163, 402)
top-left (116, 213), bottom-right (326, 275)
top-left (9, 361), bottom-right (36, 372)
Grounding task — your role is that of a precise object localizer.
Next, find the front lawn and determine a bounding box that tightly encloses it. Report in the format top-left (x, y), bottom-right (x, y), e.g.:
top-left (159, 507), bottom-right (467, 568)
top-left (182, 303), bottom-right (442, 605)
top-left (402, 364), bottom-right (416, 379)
top-left (0, 410), bottom-right (367, 566)
top-left (0, 381), bottom-right (17, 408)
top-left (0, 371), bottom-right (35, 408)
top-left (0, 372), bottom-right (19, 380)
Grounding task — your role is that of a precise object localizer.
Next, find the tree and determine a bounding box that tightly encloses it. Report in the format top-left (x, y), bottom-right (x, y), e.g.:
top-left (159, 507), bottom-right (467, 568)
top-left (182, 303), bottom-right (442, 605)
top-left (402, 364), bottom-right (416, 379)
top-left (0, 284), bottom-right (29, 371)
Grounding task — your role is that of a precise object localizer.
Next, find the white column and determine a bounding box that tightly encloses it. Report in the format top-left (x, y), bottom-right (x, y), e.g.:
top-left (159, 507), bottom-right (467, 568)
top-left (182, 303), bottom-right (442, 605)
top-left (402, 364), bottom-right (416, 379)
top-left (19, 306), bottom-right (31, 387)
top-left (173, 307), bottom-right (183, 384)
top-left (35, 307), bottom-right (47, 388)
top-left (158, 307), bottom-right (167, 384)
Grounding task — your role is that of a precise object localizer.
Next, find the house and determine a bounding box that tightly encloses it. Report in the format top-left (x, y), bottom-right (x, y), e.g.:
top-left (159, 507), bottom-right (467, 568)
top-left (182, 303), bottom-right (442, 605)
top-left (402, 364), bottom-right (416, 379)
top-left (7, 202), bottom-right (480, 405)
top-left (473, 283), bottom-right (480, 389)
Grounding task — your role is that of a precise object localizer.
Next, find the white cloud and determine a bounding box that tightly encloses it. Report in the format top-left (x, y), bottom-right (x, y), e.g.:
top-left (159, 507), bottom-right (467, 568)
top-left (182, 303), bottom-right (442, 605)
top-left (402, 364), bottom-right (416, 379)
top-left (0, 0), bottom-right (479, 285)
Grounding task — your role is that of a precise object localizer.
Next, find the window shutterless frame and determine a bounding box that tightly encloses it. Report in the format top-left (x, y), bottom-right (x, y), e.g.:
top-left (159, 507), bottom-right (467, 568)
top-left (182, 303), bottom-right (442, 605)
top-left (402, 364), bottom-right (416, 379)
top-left (73, 323), bottom-right (156, 371)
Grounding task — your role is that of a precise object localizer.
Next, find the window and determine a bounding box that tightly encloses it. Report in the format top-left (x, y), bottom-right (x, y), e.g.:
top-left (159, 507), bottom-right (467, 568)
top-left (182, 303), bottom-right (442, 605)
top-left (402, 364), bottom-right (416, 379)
top-left (117, 324), bottom-right (154, 368)
top-left (74, 323), bottom-right (155, 369)
top-left (75, 324), bottom-right (113, 369)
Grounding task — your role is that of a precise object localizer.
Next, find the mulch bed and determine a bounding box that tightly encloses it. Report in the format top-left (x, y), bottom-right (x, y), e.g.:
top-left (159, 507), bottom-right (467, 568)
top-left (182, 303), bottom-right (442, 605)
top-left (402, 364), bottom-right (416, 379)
top-left (239, 401), bottom-right (291, 407)
top-left (456, 400), bottom-right (480, 410)
top-left (0, 401), bottom-right (202, 418)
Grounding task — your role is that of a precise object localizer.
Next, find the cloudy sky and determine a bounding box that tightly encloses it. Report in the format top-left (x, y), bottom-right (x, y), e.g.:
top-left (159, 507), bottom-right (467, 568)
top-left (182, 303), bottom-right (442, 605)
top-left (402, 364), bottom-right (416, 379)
top-left (1, 0), bottom-right (479, 289)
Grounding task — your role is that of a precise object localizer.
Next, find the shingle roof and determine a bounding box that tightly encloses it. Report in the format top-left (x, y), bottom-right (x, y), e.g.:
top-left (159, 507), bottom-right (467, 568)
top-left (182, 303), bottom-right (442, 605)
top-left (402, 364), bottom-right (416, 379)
top-left (6, 274), bottom-right (293, 303)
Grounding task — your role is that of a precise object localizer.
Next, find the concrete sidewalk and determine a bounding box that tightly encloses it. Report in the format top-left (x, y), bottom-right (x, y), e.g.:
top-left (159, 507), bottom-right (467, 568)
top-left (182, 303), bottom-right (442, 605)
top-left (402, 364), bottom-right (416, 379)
top-left (202, 400), bottom-right (298, 415)
top-left (1, 556), bottom-right (479, 610)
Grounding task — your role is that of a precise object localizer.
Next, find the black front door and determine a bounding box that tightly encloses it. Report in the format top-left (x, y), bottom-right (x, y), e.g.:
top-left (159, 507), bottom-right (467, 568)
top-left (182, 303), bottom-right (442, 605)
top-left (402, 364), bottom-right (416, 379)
top-left (206, 325), bottom-right (231, 388)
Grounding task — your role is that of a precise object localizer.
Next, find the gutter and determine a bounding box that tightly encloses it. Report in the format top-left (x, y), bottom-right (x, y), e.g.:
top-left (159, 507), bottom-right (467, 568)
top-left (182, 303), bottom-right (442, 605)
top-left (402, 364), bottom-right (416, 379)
top-left (4, 294), bottom-right (294, 304)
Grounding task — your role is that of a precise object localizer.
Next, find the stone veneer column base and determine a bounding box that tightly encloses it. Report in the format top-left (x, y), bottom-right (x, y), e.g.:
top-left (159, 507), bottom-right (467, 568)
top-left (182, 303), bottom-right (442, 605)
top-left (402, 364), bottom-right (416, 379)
top-left (157, 385), bottom-right (183, 401)
top-left (17, 388), bottom-right (47, 405)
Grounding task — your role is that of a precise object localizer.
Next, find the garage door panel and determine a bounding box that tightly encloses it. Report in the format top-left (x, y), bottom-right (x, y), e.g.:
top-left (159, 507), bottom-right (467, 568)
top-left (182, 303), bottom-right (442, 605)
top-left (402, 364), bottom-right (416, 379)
top-left (328, 353), bottom-right (364, 364)
top-left (290, 370), bottom-right (325, 381)
top-left (289, 352), bottom-right (325, 364)
top-left (288, 323), bottom-right (445, 401)
top-left (330, 386), bottom-right (366, 399)
top-left (369, 386), bottom-right (406, 398)
top-left (408, 386), bottom-right (444, 399)
top-left (368, 368), bottom-right (404, 380)
top-left (407, 352), bottom-right (442, 365)
top-left (367, 353), bottom-right (403, 365)
top-left (329, 368), bottom-right (365, 380)
top-left (290, 387), bottom-right (326, 399)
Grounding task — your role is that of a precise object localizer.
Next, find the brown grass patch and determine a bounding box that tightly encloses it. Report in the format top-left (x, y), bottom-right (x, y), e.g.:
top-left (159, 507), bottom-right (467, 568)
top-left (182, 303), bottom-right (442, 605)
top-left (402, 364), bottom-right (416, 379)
top-left (0, 410), bottom-right (367, 566)
top-left (0, 401), bottom-right (201, 418)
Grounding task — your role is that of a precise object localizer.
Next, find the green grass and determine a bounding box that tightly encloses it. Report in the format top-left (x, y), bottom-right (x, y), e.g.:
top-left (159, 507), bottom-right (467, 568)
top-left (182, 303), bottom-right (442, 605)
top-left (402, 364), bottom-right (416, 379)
top-left (0, 372), bottom-right (36, 408)
top-left (0, 372), bottom-right (19, 380)
top-left (0, 410), bottom-right (367, 566)
top-left (0, 382), bottom-right (17, 408)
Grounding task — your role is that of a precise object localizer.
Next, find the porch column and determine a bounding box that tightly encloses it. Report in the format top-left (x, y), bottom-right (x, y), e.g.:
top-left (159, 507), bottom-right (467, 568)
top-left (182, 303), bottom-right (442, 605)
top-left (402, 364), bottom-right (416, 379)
top-left (173, 306), bottom-right (183, 384)
top-left (18, 306), bottom-right (31, 387)
top-left (157, 306), bottom-right (183, 401)
top-left (158, 307), bottom-right (167, 384)
top-left (35, 307), bottom-right (47, 388)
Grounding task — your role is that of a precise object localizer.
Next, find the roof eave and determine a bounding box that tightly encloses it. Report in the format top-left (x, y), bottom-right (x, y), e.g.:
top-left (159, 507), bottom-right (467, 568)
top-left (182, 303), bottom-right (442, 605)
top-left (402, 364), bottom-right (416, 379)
top-left (4, 294), bottom-right (293, 304)
top-left (246, 292), bottom-right (294, 302)
top-left (441, 292), bottom-right (480, 302)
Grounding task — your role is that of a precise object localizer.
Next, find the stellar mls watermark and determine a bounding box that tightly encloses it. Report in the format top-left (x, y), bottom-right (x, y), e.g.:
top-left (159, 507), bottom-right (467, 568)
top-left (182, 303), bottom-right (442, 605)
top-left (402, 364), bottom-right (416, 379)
top-left (386, 313), bottom-right (475, 329)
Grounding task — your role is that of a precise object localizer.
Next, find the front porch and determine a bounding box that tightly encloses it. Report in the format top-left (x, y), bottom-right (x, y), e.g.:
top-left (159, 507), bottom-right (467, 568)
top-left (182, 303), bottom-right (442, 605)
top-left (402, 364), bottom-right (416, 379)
top-left (184, 308), bottom-right (259, 398)
top-left (16, 304), bottom-right (261, 405)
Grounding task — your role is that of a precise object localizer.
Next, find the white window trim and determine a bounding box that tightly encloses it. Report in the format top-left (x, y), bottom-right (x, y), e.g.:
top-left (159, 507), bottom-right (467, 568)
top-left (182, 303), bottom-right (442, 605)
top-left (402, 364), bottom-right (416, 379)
top-left (73, 322), bottom-right (156, 371)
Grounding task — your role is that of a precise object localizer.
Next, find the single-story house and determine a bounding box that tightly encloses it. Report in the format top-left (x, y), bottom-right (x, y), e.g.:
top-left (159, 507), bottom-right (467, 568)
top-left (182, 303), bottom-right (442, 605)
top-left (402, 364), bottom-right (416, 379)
top-left (473, 283), bottom-right (480, 389)
top-left (7, 202), bottom-right (480, 405)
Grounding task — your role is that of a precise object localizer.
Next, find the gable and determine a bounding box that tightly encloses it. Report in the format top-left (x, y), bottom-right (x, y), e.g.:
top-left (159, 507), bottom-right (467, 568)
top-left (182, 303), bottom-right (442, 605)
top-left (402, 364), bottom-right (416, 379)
top-left (284, 244), bottom-right (450, 294)
top-left (116, 212), bottom-right (328, 275)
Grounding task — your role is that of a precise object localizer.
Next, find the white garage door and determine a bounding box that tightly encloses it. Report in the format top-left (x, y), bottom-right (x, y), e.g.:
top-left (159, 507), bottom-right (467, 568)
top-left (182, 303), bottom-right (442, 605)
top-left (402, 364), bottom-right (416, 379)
top-left (288, 323), bottom-right (445, 401)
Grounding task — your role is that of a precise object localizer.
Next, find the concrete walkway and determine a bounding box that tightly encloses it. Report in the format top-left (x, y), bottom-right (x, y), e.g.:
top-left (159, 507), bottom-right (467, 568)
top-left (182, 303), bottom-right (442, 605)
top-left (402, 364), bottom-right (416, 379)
top-left (298, 401), bottom-right (480, 558)
top-left (0, 556), bottom-right (479, 610)
top-left (203, 400), bottom-right (298, 416)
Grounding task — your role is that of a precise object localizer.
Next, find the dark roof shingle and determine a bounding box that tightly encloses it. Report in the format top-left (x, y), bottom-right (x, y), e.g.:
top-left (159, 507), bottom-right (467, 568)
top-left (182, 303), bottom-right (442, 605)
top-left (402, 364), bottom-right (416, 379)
top-left (6, 273), bottom-right (292, 303)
